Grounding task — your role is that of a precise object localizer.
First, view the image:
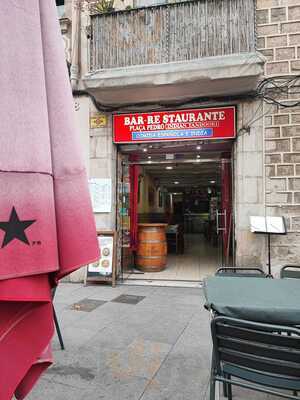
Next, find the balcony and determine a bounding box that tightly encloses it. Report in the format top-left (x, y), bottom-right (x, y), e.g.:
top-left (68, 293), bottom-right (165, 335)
top-left (83, 0), bottom-right (264, 105)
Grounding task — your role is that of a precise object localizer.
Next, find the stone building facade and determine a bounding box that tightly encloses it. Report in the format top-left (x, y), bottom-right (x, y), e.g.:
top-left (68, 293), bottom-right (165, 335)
top-left (257, 0), bottom-right (300, 266)
top-left (57, 0), bottom-right (300, 281)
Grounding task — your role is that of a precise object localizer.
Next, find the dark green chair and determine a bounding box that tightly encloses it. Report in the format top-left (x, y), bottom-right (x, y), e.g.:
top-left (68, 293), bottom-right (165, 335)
top-left (281, 265), bottom-right (300, 280)
top-left (210, 316), bottom-right (300, 400)
top-left (215, 267), bottom-right (267, 278)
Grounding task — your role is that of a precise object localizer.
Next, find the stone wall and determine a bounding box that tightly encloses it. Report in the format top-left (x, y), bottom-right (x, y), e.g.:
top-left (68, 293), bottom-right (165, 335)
top-left (234, 100), bottom-right (265, 268)
top-left (257, 0), bottom-right (300, 268)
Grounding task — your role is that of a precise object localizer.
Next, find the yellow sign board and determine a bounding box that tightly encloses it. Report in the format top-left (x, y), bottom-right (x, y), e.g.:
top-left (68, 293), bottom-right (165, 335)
top-left (90, 114), bottom-right (108, 128)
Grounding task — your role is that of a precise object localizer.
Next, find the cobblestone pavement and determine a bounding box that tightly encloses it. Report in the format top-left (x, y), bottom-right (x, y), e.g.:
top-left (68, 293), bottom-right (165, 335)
top-left (27, 283), bottom-right (277, 400)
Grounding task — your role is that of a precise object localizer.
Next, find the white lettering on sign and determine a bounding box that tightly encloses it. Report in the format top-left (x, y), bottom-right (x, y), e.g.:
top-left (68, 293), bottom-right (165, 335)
top-left (122, 110), bottom-right (228, 130)
top-left (124, 116), bottom-right (145, 126)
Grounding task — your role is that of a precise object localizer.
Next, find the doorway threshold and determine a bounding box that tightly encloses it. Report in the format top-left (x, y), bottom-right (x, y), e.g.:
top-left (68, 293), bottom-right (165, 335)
top-left (119, 279), bottom-right (203, 288)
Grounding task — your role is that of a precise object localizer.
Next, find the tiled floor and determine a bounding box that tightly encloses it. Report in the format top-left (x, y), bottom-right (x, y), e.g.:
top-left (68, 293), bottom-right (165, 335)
top-left (127, 234), bottom-right (220, 282)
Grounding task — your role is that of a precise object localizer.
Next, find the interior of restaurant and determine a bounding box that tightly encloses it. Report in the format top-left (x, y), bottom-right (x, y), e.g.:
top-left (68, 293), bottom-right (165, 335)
top-left (119, 140), bottom-right (233, 283)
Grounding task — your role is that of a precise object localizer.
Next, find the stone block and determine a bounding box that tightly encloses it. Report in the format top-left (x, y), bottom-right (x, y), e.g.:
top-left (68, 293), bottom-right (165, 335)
top-left (266, 177), bottom-right (286, 191)
top-left (266, 165), bottom-right (276, 177)
top-left (265, 116), bottom-right (273, 126)
top-left (277, 164), bottom-right (294, 176)
top-left (289, 33), bottom-right (300, 45)
top-left (275, 47), bottom-right (295, 60)
top-left (260, 48), bottom-right (274, 61)
top-left (288, 6), bottom-right (300, 21)
top-left (281, 21), bottom-right (300, 34)
top-left (280, 104), bottom-right (300, 113)
top-left (266, 35), bottom-right (287, 47)
top-left (296, 165), bottom-right (300, 175)
top-left (265, 153), bottom-right (282, 163)
top-left (294, 192), bottom-right (300, 202)
top-left (291, 114), bottom-right (300, 124)
top-left (257, 24), bottom-right (279, 36)
top-left (289, 177), bottom-right (300, 190)
top-left (265, 138), bottom-right (290, 152)
top-left (291, 60), bottom-right (300, 72)
top-left (257, 0), bottom-right (279, 9)
top-left (282, 126), bottom-right (300, 138)
top-left (257, 9), bottom-right (269, 24)
top-left (243, 153), bottom-right (263, 176)
top-left (257, 37), bottom-right (266, 49)
top-left (283, 153), bottom-right (300, 163)
top-left (266, 61), bottom-right (289, 75)
top-left (274, 114), bottom-right (290, 125)
top-left (279, 205), bottom-right (300, 216)
top-left (293, 137), bottom-right (300, 151)
top-left (271, 7), bottom-right (286, 22)
top-left (292, 217), bottom-right (300, 230)
top-left (265, 127), bottom-right (280, 138)
top-left (266, 191), bottom-right (290, 203)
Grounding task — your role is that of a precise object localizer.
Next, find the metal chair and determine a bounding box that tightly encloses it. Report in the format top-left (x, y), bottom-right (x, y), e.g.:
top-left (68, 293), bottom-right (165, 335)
top-left (280, 265), bottom-right (300, 280)
top-left (52, 287), bottom-right (65, 350)
top-left (215, 267), bottom-right (267, 278)
top-left (210, 316), bottom-right (300, 400)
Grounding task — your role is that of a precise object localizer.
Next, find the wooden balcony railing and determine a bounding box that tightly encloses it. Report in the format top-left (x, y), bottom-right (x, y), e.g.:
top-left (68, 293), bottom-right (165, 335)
top-left (89, 0), bottom-right (256, 71)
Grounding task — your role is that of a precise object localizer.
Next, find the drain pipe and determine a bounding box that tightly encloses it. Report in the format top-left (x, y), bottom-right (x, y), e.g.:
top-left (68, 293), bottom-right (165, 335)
top-left (70, 0), bottom-right (80, 89)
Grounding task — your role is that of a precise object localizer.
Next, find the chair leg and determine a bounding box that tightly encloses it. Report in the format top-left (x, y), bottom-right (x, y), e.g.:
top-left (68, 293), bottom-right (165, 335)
top-left (53, 305), bottom-right (65, 350)
top-left (227, 375), bottom-right (232, 400)
top-left (209, 377), bottom-right (216, 400)
top-left (223, 374), bottom-right (228, 398)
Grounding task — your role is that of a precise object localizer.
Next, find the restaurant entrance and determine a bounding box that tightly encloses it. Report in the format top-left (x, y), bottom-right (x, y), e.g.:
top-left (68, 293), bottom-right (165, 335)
top-left (117, 141), bottom-right (234, 285)
top-left (114, 106), bottom-right (236, 286)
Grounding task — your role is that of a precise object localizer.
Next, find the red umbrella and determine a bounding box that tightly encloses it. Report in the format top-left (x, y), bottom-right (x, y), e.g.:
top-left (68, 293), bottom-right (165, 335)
top-left (0, 1), bottom-right (99, 398)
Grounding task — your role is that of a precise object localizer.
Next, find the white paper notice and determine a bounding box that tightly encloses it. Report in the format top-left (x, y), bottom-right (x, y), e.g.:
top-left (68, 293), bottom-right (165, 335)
top-left (89, 178), bottom-right (112, 213)
top-left (250, 216), bottom-right (286, 234)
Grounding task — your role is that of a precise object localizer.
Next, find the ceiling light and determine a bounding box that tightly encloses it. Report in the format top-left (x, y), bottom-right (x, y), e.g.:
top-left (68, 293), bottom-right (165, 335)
top-left (174, 181), bottom-right (179, 184)
top-left (148, 156), bottom-right (151, 159)
top-left (143, 148), bottom-right (148, 152)
top-left (196, 145), bottom-right (202, 150)
top-left (166, 166), bottom-right (173, 170)
top-left (210, 180), bottom-right (215, 184)
top-left (197, 154), bottom-right (201, 158)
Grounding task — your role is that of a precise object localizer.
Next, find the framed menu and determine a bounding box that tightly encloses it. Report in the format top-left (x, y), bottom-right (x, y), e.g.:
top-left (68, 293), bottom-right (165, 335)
top-left (86, 231), bottom-right (117, 286)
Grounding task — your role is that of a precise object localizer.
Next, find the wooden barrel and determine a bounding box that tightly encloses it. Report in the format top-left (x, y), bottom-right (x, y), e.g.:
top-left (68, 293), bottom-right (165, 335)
top-left (136, 224), bottom-right (167, 272)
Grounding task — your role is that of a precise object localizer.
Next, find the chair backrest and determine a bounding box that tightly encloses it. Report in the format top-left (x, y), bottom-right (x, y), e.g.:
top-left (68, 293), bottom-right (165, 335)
top-left (215, 267), bottom-right (266, 277)
top-left (211, 317), bottom-right (300, 379)
top-left (280, 265), bottom-right (300, 279)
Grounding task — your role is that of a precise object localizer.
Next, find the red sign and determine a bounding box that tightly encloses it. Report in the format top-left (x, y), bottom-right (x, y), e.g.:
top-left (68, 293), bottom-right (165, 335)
top-left (113, 106), bottom-right (236, 144)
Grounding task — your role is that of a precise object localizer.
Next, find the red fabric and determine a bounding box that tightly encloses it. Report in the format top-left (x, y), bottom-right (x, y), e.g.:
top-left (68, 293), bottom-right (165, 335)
top-left (129, 163), bottom-right (139, 251)
top-left (0, 1), bottom-right (99, 398)
top-left (221, 159), bottom-right (232, 260)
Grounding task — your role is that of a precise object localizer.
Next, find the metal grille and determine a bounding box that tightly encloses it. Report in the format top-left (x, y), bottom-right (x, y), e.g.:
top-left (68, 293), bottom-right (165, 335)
top-left (89, 0), bottom-right (256, 71)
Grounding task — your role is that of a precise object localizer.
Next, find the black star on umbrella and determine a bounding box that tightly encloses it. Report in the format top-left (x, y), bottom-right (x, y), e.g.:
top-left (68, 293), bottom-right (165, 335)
top-left (0, 207), bottom-right (36, 248)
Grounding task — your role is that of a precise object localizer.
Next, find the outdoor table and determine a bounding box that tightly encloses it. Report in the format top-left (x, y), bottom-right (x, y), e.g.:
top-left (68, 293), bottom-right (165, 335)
top-left (204, 276), bottom-right (300, 326)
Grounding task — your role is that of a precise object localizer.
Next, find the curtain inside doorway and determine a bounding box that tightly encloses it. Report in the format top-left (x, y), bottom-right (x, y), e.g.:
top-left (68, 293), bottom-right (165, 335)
top-left (129, 161), bottom-right (139, 251)
top-left (221, 159), bottom-right (232, 262)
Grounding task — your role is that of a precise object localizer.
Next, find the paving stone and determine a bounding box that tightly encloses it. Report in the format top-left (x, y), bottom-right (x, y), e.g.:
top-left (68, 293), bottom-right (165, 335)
top-left (111, 294), bottom-right (146, 305)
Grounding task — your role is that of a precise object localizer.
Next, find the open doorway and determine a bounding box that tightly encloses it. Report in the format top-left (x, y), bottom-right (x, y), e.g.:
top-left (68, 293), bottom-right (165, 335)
top-left (117, 140), bottom-right (234, 284)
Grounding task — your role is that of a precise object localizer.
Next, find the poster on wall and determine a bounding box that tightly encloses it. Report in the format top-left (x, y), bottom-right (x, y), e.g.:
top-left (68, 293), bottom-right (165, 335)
top-left (89, 178), bottom-right (112, 213)
top-left (113, 106), bottom-right (236, 144)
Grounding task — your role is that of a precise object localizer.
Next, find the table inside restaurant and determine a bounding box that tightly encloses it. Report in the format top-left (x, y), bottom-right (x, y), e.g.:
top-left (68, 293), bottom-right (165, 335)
top-left (204, 276), bottom-right (300, 326)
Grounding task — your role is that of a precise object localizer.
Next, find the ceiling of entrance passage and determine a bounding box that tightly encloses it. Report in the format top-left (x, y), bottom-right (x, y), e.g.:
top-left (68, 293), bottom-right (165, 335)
top-left (120, 139), bottom-right (232, 190)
